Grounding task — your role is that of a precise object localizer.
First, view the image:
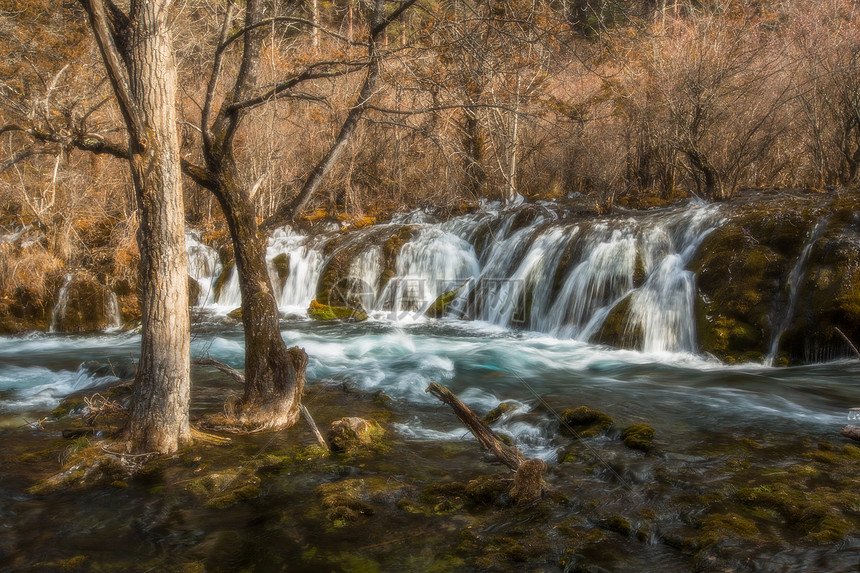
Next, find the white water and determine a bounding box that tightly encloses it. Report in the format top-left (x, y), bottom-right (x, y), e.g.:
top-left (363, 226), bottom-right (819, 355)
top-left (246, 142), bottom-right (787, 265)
top-left (766, 219), bottom-right (828, 365)
top-left (188, 202), bottom-right (720, 354)
top-left (49, 274), bottom-right (73, 332)
top-left (186, 231), bottom-right (223, 307)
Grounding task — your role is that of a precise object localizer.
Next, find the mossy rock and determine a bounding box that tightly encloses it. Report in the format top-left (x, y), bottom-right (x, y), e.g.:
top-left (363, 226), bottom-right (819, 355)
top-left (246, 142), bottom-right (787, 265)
top-left (327, 417), bottom-right (385, 452)
top-left (316, 477), bottom-right (411, 527)
top-left (271, 253), bottom-right (291, 284)
top-left (52, 275), bottom-right (114, 332)
top-left (560, 406), bottom-right (613, 438)
top-left (308, 299), bottom-right (367, 322)
top-left (29, 444), bottom-right (128, 495)
top-left (604, 515), bottom-right (632, 537)
top-left (621, 424), bottom-right (655, 452)
top-left (226, 307), bottom-right (243, 322)
top-left (186, 471), bottom-right (262, 508)
top-left (697, 513), bottom-right (759, 548)
top-left (593, 295), bottom-right (642, 349)
top-left (483, 402), bottom-right (516, 425)
top-left (425, 282), bottom-right (467, 319)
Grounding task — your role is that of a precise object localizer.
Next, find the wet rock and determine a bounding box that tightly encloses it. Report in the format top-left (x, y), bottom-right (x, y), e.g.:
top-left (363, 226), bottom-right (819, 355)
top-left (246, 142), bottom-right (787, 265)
top-left (482, 402), bottom-right (516, 425)
top-left (593, 295), bottom-right (642, 349)
top-left (621, 424), bottom-right (655, 452)
top-left (560, 406), bottom-right (613, 438)
top-left (185, 471), bottom-right (261, 508)
top-left (271, 253), bottom-right (291, 283)
top-left (425, 282), bottom-right (466, 319)
top-left (308, 299), bottom-right (367, 322)
top-left (327, 417), bottom-right (385, 452)
top-left (52, 275), bottom-right (114, 332)
top-left (188, 276), bottom-right (201, 306)
top-left (316, 477), bottom-right (411, 527)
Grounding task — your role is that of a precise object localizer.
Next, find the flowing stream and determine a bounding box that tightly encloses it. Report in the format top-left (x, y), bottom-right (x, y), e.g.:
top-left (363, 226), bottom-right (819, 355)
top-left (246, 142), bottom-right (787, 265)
top-left (3, 201), bottom-right (860, 571)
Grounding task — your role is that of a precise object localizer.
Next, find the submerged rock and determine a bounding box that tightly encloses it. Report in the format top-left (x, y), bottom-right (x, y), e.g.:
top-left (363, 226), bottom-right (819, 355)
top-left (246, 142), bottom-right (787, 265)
top-left (327, 417), bottom-right (385, 452)
top-left (560, 406), bottom-right (613, 438)
top-left (621, 424), bottom-right (655, 452)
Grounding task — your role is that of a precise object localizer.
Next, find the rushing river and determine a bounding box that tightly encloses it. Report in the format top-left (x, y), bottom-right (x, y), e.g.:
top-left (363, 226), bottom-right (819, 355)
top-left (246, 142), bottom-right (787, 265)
top-left (2, 319), bottom-right (857, 454)
top-left (4, 200), bottom-right (860, 571)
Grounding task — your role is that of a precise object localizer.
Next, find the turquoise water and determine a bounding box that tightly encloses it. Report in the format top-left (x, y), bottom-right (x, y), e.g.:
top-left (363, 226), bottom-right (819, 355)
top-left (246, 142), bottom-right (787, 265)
top-left (2, 319), bottom-right (856, 449)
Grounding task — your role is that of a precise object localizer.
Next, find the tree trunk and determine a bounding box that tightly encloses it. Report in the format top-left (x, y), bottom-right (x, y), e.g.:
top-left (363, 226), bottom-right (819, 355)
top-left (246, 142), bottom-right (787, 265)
top-left (82, 0), bottom-right (191, 454)
top-left (213, 164), bottom-right (307, 429)
top-left (123, 0), bottom-right (191, 453)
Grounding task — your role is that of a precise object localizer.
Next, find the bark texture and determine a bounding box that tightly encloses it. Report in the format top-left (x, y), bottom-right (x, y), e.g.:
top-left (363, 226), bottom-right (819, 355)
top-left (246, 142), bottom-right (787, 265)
top-left (83, 0), bottom-right (191, 453)
top-left (124, 0), bottom-right (190, 453)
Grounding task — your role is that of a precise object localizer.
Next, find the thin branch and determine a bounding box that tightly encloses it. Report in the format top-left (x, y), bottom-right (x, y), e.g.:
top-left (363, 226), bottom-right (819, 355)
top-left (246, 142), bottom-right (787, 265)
top-left (79, 0), bottom-right (146, 148)
top-left (203, 1), bottom-right (235, 153)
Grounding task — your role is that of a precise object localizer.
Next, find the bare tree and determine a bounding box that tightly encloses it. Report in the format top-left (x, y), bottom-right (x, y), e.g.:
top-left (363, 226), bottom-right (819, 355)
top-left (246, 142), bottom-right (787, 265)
top-left (79, 0), bottom-right (191, 453)
top-left (180, 0), bottom-right (418, 429)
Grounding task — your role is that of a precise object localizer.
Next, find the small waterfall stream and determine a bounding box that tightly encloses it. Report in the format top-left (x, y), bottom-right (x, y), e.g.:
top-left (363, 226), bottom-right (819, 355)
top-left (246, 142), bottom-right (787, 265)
top-left (765, 218), bottom-right (828, 365)
top-left (49, 274), bottom-right (73, 333)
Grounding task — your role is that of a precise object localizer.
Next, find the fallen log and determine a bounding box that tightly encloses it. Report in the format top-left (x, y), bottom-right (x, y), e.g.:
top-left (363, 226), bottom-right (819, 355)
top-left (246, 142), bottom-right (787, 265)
top-left (426, 382), bottom-right (545, 502)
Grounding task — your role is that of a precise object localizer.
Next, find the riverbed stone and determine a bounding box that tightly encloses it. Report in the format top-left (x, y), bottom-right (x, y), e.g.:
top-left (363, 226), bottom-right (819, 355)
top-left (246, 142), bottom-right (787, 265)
top-left (560, 406), bottom-right (613, 438)
top-left (327, 417), bottom-right (385, 452)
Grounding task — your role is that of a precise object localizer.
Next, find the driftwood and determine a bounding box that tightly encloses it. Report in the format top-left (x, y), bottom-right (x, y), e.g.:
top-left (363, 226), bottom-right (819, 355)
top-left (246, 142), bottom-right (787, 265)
top-left (194, 358), bottom-right (246, 385)
top-left (426, 382), bottom-right (526, 470)
top-left (426, 382), bottom-right (545, 502)
top-left (194, 357), bottom-right (329, 450)
top-left (841, 425), bottom-right (860, 442)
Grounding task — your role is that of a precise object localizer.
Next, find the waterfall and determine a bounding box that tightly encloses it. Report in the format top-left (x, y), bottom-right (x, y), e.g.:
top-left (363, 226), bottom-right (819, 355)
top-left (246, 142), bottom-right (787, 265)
top-left (106, 292), bottom-right (122, 330)
top-left (348, 246), bottom-right (383, 311)
top-left (186, 232), bottom-right (223, 307)
top-left (49, 274), bottom-right (73, 333)
top-left (375, 226), bottom-right (481, 319)
top-left (267, 227), bottom-right (324, 312)
top-left (188, 202), bottom-right (720, 354)
top-left (765, 219), bottom-right (828, 365)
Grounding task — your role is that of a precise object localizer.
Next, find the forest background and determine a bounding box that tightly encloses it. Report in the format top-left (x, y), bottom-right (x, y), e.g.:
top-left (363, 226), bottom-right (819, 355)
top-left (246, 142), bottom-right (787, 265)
top-left (1, 0), bottom-right (859, 329)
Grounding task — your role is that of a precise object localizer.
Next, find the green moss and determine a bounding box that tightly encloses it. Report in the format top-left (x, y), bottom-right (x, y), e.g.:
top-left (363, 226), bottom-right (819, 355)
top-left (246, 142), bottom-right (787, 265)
top-left (464, 474), bottom-right (510, 505)
top-left (186, 471), bottom-right (261, 508)
top-left (52, 396), bottom-right (85, 419)
top-left (316, 477), bottom-right (411, 527)
top-left (425, 282), bottom-right (466, 319)
top-left (621, 424), bottom-right (655, 452)
top-left (308, 299), bottom-right (367, 321)
top-left (482, 402), bottom-right (516, 425)
top-left (698, 513), bottom-right (759, 548)
top-left (327, 417), bottom-right (385, 452)
top-left (560, 406), bottom-right (613, 438)
top-left (605, 515), bottom-right (632, 536)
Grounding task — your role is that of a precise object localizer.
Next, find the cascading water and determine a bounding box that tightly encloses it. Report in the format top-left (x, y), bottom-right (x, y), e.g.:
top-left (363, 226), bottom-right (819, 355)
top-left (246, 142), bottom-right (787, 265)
top-left (375, 226), bottom-right (481, 319)
top-left (267, 227), bottom-right (324, 312)
top-left (106, 293), bottom-right (122, 330)
top-left (49, 274), bottom-right (73, 332)
top-left (765, 218), bottom-right (828, 365)
top-left (186, 232), bottom-right (223, 307)
top-left (190, 202), bottom-right (720, 354)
